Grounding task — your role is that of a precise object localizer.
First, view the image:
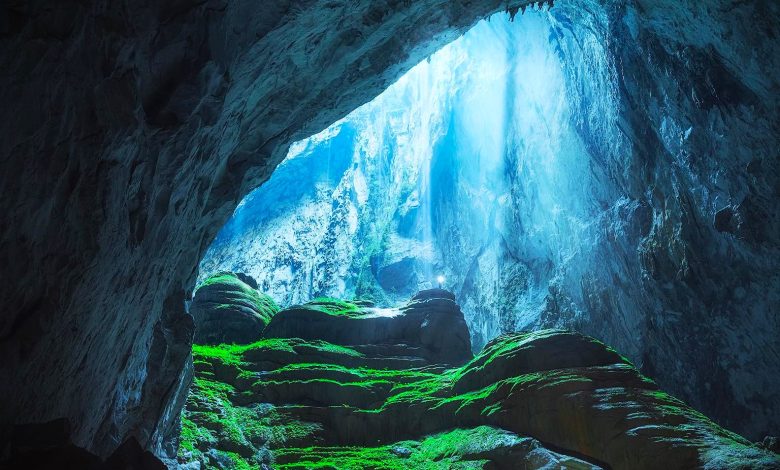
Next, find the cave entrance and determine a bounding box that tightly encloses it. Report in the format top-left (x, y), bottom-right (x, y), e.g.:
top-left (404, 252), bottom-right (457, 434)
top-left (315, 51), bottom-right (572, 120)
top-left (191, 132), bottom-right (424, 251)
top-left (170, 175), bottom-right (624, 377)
top-left (174, 3), bottom-right (780, 469)
top-left (181, 4), bottom-right (622, 466)
top-left (194, 5), bottom-right (619, 352)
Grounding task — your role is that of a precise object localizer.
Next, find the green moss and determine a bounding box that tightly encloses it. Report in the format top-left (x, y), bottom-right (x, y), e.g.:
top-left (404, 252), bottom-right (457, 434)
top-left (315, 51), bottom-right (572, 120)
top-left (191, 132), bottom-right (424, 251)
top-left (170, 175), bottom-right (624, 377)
top-left (305, 298), bottom-right (363, 317)
top-left (224, 451), bottom-right (254, 470)
top-left (195, 272), bottom-right (280, 325)
top-left (273, 427), bottom-right (523, 469)
top-left (193, 343), bottom-right (245, 367)
top-left (181, 324), bottom-right (762, 468)
top-left (274, 445), bottom-right (410, 469)
top-left (194, 338), bottom-right (364, 366)
top-left (261, 362), bottom-right (439, 384)
top-left (415, 426), bottom-right (522, 461)
top-left (179, 371), bottom-right (322, 467)
top-left (196, 272), bottom-right (244, 290)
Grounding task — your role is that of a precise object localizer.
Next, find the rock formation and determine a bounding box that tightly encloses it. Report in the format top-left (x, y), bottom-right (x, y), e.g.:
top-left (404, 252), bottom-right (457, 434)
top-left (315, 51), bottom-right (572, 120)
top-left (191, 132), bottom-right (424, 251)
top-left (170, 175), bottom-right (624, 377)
top-left (1, 418), bottom-right (166, 469)
top-left (178, 291), bottom-right (780, 469)
top-left (0, 0), bottom-right (778, 461)
top-left (190, 272), bottom-right (280, 345)
top-left (0, 0), bottom-right (534, 456)
top-left (198, 2), bottom-right (780, 443)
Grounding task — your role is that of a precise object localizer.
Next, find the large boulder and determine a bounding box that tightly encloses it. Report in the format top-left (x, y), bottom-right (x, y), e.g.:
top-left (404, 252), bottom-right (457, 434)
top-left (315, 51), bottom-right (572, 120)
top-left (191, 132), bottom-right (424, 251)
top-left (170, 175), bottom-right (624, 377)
top-left (189, 272), bottom-right (279, 345)
top-left (263, 289), bottom-right (471, 365)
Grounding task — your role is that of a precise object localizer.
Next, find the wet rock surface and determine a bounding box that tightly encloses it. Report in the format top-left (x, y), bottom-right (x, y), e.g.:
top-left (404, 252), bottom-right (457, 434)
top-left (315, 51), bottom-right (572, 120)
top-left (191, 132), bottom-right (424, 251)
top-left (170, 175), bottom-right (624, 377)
top-left (179, 291), bottom-right (780, 469)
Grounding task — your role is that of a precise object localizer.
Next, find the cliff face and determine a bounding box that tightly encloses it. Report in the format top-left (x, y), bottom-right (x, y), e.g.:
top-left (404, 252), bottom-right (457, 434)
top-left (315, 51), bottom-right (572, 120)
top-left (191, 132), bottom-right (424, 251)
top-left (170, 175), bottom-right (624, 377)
top-left (0, 0), bottom-right (531, 457)
top-left (202, 1), bottom-right (780, 441)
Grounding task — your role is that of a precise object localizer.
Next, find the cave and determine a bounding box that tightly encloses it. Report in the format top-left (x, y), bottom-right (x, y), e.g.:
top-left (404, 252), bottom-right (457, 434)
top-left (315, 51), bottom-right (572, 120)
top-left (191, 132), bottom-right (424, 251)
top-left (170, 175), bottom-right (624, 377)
top-left (1, 0), bottom-right (778, 469)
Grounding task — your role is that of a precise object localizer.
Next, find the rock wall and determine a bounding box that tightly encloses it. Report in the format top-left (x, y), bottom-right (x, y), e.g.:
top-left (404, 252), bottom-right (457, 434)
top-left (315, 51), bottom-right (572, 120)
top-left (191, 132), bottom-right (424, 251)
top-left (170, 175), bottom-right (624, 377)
top-left (0, 0), bottom-right (532, 457)
top-left (201, 0), bottom-right (780, 441)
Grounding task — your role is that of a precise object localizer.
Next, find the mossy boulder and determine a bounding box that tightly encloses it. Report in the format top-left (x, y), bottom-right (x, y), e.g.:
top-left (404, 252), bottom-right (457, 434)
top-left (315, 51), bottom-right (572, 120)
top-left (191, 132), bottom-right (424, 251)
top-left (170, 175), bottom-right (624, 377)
top-left (190, 272), bottom-right (280, 345)
top-left (263, 291), bottom-right (471, 365)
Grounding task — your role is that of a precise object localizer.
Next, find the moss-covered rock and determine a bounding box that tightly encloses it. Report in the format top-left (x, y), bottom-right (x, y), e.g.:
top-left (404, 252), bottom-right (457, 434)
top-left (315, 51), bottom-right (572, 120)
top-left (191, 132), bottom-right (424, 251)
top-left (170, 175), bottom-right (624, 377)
top-left (190, 272), bottom-right (280, 345)
top-left (179, 292), bottom-right (780, 469)
top-left (263, 291), bottom-right (471, 365)
top-left (274, 426), bottom-right (598, 469)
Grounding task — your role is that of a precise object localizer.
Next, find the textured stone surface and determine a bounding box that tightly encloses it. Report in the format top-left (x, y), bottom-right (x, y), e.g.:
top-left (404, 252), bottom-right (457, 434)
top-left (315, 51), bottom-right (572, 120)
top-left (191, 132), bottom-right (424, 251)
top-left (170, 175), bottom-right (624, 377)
top-left (1, 0), bottom-right (778, 460)
top-left (179, 293), bottom-right (780, 469)
top-left (264, 289), bottom-right (471, 365)
top-left (199, 0), bottom-right (780, 441)
top-left (190, 272), bottom-right (279, 345)
top-left (0, 0), bottom-right (532, 457)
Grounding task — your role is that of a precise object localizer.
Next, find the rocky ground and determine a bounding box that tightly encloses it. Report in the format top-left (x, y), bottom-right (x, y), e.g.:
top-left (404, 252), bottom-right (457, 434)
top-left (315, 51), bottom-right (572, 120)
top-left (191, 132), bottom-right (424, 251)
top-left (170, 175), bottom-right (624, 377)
top-left (178, 275), bottom-right (780, 469)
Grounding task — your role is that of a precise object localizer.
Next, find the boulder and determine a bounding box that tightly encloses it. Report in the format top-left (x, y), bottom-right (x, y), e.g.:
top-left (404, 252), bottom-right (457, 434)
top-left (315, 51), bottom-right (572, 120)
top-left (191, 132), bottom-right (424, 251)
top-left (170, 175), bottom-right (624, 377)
top-left (190, 272), bottom-right (279, 345)
top-left (263, 290), bottom-right (471, 365)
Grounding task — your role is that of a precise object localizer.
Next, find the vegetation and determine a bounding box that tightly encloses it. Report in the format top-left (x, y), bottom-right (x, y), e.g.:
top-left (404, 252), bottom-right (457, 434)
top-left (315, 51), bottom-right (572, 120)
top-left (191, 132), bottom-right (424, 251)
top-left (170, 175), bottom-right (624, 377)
top-left (195, 272), bottom-right (280, 325)
top-left (178, 298), bottom-right (775, 469)
top-left (273, 426), bottom-right (525, 469)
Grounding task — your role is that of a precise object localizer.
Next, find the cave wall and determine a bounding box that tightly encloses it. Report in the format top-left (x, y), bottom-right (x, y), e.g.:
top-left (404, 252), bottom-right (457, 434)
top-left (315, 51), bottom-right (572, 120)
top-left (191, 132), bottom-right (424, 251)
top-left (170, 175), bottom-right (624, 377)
top-left (529, 0), bottom-right (780, 440)
top-left (0, 0), bottom-right (530, 457)
top-left (0, 0), bottom-right (777, 459)
top-left (201, 0), bottom-right (780, 442)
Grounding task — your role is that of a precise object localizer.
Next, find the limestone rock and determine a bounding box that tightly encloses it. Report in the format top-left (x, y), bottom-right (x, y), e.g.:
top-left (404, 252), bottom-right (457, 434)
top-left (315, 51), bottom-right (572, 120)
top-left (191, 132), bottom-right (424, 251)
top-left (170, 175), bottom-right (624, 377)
top-left (190, 272), bottom-right (279, 345)
top-left (263, 290), bottom-right (471, 365)
top-left (0, 0), bottom-right (528, 455)
top-left (195, 0), bottom-right (780, 443)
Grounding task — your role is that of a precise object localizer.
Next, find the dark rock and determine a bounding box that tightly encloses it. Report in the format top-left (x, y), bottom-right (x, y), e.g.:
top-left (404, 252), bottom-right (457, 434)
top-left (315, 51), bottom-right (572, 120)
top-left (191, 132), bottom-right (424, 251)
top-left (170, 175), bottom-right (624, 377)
top-left (7, 418), bottom-right (72, 452)
top-left (714, 206), bottom-right (737, 233)
top-left (0, 423), bottom-right (165, 470)
top-left (102, 438), bottom-right (167, 470)
top-left (234, 272), bottom-right (258, 290)
top-left (1, 419), bottom-right (101, 470)
top-left (412, 288), bottom-right (456, 302)
top-left (263, 291), bottom-right (471, 365)
top-left (0, 0), bottom-right (525, 456)
top-left (1, 444), bottom-right (102, 470)
top-left (761, 436), bottom-right (779, 454)
top-left (190, 272), bottom-right (279, 345)
top-left (452, 330), bottom-right (632, 393)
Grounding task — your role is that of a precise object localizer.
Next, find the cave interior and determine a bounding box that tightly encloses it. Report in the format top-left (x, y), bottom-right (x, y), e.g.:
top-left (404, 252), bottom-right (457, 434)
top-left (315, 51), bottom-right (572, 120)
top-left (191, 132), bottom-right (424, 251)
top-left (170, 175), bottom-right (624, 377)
top-left (0, 0), bottom-right (778, 469)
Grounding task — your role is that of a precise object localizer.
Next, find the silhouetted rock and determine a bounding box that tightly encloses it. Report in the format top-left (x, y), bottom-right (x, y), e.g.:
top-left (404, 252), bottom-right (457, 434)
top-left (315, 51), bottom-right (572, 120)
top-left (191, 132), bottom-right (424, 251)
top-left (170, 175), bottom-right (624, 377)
top-left (190, 272), bottom-right (279, 345)
top-left (0, 421), bottom-right (165, 470)
top-left (761, 436), bottom-right (780, 454)
top-left (103, 437), bottom-right (167, 470)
